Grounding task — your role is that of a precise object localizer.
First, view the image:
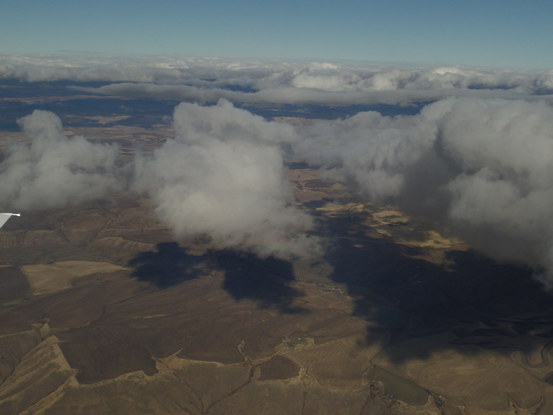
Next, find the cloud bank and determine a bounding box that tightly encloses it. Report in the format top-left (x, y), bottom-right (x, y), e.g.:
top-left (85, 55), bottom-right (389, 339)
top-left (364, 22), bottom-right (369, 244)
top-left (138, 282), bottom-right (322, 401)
top-left (73, 63), bottom-right (552, 107)
top-left (294, 97), bottom-right (553, 280)
top-left (3, 55), bottom-right (553, 107)
top-left (425, 98), bottom-right (553, 281)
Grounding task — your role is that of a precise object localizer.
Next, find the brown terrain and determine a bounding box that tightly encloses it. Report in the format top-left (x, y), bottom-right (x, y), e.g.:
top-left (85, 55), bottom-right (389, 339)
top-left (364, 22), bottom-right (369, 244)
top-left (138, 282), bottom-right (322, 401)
top-left (0, 119), bottom-right (552, 414)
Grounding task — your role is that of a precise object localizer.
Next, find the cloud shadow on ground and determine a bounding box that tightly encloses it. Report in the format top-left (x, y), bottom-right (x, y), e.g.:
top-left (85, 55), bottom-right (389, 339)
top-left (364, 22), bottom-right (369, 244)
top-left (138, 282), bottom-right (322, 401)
top-left (322, 214), bottom-right (553, 363)
top-left (212, 249), bottom-right (306, 314)
top-left (127, 243), bottom-right (305, 313)
top-left (127, 242), bottom-right (204, 288)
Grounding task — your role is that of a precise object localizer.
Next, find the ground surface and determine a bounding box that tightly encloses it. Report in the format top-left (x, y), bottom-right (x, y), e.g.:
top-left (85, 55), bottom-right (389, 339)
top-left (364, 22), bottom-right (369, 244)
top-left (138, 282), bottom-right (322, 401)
top-left (1, 83), bottom-right (553, 414)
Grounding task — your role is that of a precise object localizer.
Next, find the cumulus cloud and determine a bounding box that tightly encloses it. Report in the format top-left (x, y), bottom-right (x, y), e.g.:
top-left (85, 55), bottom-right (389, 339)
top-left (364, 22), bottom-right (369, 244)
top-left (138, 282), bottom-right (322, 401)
top-left (0, 110), bottom-right (121, 210)
top-left (294, 110), bottom-right (437, 200)
top-left (133, 99), bottom-right (318, 258)
top-left (423, 98), bottom-right (553, 279)
top-left (293, 97), bottom-right (553, 280)
top-left (0, 102), bottom-right (318, 259)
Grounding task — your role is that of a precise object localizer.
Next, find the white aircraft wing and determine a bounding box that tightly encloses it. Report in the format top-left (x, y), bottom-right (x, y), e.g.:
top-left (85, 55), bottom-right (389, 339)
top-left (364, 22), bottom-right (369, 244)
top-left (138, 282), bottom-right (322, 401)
top-left (0, 213), bottom-right (20, 229)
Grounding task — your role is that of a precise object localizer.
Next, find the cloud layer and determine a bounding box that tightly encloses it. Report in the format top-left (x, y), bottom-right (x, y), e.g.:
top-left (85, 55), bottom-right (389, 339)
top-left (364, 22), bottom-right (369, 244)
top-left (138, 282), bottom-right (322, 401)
top-left (3, 55), bottom-right (553, 107)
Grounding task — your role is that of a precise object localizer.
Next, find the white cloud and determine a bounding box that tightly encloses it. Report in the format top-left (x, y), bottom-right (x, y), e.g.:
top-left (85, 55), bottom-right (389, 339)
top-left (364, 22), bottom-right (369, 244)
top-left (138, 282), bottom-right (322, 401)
top-left (423, 98), bottom-right (553, 275)
top-left (294, 97), bottom-right (553, 279)
top-left (3, 55), bottom-right (553, 107)
top-left (133, 100), bottom-right (318, 258)
top-left (0, 110), bottom-right (121, 210)
top-left (294, 110), bottom-right (436, 200)
top-left (4, 56), bottom-right (553, 276)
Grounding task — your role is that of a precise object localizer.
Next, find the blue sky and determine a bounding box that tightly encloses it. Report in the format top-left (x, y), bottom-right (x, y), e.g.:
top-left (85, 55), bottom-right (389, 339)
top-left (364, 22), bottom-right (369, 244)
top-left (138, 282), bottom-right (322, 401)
top-left (1, 0), bottom-right (552, 69)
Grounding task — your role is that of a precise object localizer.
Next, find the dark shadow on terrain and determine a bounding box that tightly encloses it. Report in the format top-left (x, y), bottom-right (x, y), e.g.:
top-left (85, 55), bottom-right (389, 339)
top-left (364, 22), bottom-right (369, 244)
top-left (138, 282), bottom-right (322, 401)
top-left (322, 214), bottom-right (553, 362)
top-left (0, 267), bottom-right (31, 304)
top-left (213, 249), bottom-right (306, 313)
top-left (127, 243), bottom-right (304, 312)
top-left (127, 242), bottom-right (204, 288)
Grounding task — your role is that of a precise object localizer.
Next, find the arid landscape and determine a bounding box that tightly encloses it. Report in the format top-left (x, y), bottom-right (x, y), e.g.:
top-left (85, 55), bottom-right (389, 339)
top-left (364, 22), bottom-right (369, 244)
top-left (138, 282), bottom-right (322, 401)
top-left (0, 163), bottom-right (551, 414)
top-left (2, 78), bottom-right (553, 415)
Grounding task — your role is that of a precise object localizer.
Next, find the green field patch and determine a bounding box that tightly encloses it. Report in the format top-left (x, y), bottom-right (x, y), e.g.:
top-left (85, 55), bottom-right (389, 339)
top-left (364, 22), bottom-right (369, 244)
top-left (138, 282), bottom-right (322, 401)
top-left (366, 366), bottom-right (428, 406)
